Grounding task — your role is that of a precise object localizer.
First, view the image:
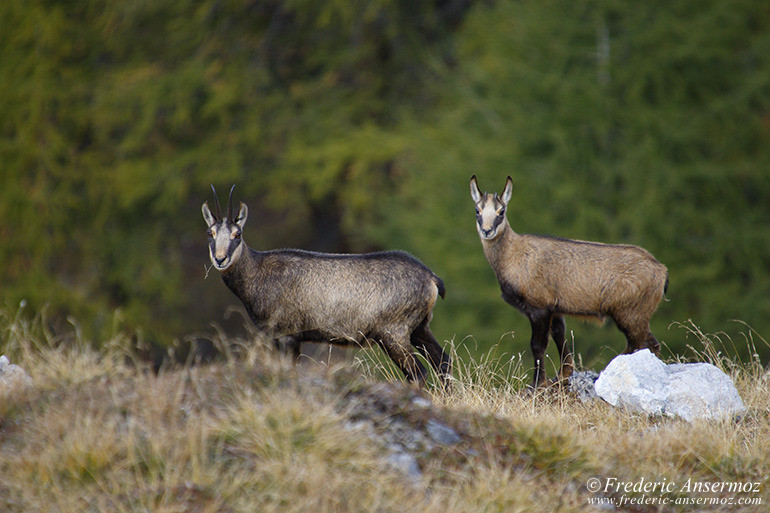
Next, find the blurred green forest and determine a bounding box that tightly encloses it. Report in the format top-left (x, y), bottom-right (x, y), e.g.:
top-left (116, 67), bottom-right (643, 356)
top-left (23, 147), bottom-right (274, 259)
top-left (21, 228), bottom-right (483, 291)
top-left (2, 0), bottom-right (769, 367)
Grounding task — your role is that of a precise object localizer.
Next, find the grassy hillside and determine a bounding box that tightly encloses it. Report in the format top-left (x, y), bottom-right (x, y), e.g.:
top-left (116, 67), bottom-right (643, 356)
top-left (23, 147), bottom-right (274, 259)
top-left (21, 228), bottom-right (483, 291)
top-left (1, 312), bottom-right (768, 512)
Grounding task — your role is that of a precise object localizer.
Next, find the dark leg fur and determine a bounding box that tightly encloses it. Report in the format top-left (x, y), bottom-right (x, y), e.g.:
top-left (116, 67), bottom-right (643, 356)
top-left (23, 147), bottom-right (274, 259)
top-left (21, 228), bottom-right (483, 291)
top-left (528, 309), bottom-right (551, 388)
top-left (410, 322), bottom-right (452, 385)
top-left (377, 333), bottom-right (428, 386)
top-left (550, 315), bottom-right (574, 380)
top-left (644, 333), bottom-right (661, 354)
top-left (615, 320), bottom-right (661, 355)
top-left (274, 335), bottom-right (301, 362)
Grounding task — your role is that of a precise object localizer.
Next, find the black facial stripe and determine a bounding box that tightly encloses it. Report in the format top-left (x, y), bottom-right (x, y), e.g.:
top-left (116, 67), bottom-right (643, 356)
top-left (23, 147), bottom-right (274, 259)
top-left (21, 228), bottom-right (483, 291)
top-left (491, 211), bottom-right (505, 231)
top-left (208, 220), bottom-right (242, 261)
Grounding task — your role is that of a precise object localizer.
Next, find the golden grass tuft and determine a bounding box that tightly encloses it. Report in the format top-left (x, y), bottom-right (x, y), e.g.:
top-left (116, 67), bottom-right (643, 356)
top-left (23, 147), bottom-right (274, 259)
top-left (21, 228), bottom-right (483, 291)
top-left (1, 310), bottom-right (768, 512)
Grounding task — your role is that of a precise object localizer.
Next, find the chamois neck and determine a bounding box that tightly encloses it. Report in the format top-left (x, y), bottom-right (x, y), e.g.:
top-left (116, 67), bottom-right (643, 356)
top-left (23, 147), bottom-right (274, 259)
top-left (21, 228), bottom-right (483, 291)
top-left (220, 243), bottom-right (259, 287)
top-left (482, 224), bottom-right (518, 267)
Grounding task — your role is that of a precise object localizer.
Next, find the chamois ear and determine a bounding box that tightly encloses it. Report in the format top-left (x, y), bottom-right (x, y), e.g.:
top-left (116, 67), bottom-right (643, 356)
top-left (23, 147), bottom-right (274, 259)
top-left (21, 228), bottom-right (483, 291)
top-left (501, 176), bottom-right (513, 205)
top-left (202, 202), bottom-right (217, 227)
top-left (234, 202), bottom-right (248, 227)
top-left (470, 174), bottom-right (482, 203)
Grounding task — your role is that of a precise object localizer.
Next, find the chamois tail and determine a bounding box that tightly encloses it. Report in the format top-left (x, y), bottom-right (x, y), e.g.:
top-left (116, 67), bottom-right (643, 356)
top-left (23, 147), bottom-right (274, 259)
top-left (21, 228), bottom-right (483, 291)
top-left (434, 275), bottom-right (446, 299)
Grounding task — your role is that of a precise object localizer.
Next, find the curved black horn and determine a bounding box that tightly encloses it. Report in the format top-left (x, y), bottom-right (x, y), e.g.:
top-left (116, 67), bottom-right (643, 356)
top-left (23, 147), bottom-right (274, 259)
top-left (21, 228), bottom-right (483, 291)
top-left (227, 185), bottom-right (236, 220)
top-left (210, 185), bottom-right (223, 220)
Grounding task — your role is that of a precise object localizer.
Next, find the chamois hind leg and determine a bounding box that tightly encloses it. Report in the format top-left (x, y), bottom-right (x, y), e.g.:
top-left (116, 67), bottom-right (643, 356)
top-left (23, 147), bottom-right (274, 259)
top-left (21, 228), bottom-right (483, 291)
top-left (377, 331), bottom-right (428, 386)
top-left (550, 315), bottom-right (574, 381)
top-left (410, 320), bottom-right (452, 386)
top-left (615, 315), bottom-right (661, 355)
top-left (638, 325), bottom-right (661, 355)
top-left (527, 309), bottom-right (551, 388)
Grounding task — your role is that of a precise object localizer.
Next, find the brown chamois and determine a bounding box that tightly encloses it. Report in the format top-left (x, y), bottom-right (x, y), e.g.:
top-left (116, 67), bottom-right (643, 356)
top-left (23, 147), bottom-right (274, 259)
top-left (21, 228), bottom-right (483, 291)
top-left (202, 185), bottom-right (451, 387)
top-left (470, 175), bottom-right (669, 387)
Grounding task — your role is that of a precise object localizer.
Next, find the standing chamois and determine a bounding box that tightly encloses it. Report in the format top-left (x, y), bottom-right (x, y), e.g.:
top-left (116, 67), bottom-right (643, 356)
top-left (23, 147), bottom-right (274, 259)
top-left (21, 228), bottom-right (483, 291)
top-left (470, 175), bottom-right (668, 387)
top-left (202, 185), bottom-right (451, 387)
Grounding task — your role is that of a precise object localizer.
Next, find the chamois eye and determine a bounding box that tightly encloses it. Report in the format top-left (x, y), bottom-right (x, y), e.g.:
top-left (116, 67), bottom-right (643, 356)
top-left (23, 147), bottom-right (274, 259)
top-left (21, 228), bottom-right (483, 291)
top-left (497, 209), bottom-right (505, 217)
top-left (207, 229), bottom-right (214, 238)
top-left (475, 207), bottom-right (480, 215)
top-left (233, 231), bottom-right (241, 239)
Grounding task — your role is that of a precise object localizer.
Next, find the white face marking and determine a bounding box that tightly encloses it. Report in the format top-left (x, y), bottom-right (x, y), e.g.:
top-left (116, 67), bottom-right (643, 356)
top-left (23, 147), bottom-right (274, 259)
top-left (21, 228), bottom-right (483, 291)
top-left (202, 198), bottom-right (249, 272)
top-left (474, 195), bottom-right (507, 240)
top-left (208, 220), bottom-right (243, 271)
top-left (470, 177), bottom-right (512, 242)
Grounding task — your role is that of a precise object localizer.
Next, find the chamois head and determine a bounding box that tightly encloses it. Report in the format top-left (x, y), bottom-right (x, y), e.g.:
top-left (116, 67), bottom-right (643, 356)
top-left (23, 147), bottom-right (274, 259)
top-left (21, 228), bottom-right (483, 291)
top-left (201, 185), bottom-right (249, 271)
top-left (470, 175), bottom-right (513, 241)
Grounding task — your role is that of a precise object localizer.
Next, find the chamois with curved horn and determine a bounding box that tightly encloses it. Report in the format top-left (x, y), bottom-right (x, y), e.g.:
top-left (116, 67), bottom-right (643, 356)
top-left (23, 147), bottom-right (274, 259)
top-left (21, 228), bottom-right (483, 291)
top-left (470, 175), bottom-right (668, 387)
top-left (202, 185), bottom-right (451, 387)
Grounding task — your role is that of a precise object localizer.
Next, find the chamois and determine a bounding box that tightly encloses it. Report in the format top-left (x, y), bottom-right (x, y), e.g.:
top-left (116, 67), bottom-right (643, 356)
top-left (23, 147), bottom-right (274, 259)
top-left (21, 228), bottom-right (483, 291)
top-left (202, 185), bottom-right (451, 387)
top-left (470, 175), bottom-right (668, 387)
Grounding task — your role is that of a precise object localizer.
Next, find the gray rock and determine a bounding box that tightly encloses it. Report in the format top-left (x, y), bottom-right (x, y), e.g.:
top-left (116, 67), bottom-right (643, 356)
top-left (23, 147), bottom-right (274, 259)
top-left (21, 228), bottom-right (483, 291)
top-left (567, 370), bottom-right (600, 402)
top-left (425, 419), bottom-right (460, 445)
top-left (411, 396), bottom-right (432, 409)
top-left (386, 450), bottom-right (421, 479)
top-left (341, 383), bottom-right (464, 483)
top-left (595, 350), bottom-right (746, 421)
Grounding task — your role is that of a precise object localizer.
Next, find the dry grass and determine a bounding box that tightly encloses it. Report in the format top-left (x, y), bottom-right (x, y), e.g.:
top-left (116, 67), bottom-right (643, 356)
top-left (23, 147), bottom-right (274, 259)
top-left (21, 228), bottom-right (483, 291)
top-left (1, 310), bottom-right (768, 512)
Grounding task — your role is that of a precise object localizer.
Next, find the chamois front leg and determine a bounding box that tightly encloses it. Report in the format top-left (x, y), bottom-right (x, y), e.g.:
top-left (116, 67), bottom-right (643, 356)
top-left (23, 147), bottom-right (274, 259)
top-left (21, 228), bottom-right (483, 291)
top-left (528, 309), bottom-right (551, 388)
top-left (550, 315), bottom-right (574, 381)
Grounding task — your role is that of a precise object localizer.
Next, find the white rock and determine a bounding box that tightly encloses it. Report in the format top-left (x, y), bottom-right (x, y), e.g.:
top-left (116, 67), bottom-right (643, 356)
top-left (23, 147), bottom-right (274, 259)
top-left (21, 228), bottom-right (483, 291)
top-left (595, 350), bottom-right (669, 416)
top-left (0, 355), bottom-right (33, 392)
top-left (666, 362), bottom-right (746, 422)
top-left (595, 349), bottom-right (746, 422)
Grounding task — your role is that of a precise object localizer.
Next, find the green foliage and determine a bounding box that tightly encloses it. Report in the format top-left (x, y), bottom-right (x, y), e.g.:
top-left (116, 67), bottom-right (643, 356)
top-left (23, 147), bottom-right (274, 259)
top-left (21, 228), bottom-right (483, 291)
top-left (1, 0), bottom-right (768, 365)
top-left (0, 0), bottom-right (461, 344)
top-left (373, 0), bottom-right (770, 363)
